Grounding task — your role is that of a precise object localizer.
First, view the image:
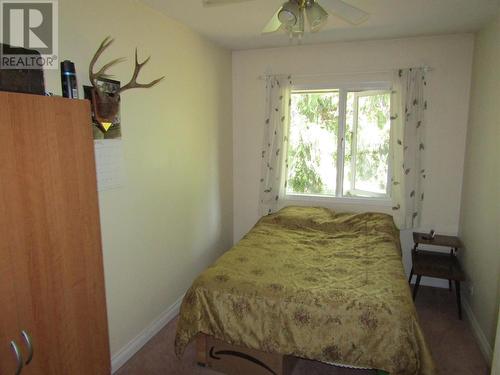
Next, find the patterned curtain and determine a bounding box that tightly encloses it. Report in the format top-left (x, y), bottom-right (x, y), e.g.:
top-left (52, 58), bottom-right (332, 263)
top-left (259, 75), bottom-right (293, 216)
top-left (390, 68), bottom-right (427, 229)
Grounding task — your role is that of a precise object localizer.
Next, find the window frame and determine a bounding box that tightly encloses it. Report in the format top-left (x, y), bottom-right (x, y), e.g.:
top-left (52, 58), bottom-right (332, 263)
top-left (285, 81), bottom-right (393, 203)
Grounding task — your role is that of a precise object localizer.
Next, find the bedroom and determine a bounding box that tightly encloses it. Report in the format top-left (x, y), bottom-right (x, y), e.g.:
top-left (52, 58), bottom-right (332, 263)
top-left (0, 0), bottom-right (498, 374)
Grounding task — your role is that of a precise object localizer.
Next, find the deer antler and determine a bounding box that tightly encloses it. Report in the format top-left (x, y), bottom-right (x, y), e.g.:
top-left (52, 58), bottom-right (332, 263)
top-left (116, 49), bottom-right (165, 95)
top-left (89, 37), bottom-right (126, 97)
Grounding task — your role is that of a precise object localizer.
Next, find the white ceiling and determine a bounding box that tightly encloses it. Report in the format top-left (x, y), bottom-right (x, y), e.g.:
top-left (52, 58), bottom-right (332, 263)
top-left (140, 0), bottom-right (500, 50)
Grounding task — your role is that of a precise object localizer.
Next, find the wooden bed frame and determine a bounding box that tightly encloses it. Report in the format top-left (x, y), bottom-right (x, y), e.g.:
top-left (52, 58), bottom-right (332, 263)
top-left (196, 334), bottom-right (389, 375)
top-left (196, 334), bottom-right (297, 375)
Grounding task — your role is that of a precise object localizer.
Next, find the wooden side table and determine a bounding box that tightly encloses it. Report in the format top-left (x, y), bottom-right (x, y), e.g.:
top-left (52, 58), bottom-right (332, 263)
top-left (409, 232), bottom-right (465, 319)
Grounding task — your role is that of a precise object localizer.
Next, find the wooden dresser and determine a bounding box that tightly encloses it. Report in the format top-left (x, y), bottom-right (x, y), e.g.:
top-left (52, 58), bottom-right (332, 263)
top-left (0, 92), bottom-right (111, 374)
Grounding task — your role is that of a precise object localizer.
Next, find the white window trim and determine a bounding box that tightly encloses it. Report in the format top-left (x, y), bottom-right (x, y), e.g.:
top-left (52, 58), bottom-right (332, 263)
top-left (346, 89), bottom-right (393, 199)
top-left (335, 89), bottom-right (347, 197)
top-left (284, 193), bottom-right (392, 207)
top-left (284, 81), bottom-right (393, 205)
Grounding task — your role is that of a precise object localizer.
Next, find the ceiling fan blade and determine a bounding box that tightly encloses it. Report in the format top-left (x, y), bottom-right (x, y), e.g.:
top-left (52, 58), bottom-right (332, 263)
top-left (202, 0), bottom-right (255, 6)
top-left (318, 0), bottom-right (369, 24)
top-left (262, 7), bottom-right (283, 34)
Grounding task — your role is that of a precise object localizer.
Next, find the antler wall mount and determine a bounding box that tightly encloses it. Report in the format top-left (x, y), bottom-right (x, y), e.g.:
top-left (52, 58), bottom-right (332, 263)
top-left (89, 36), bottom-right (165, 131)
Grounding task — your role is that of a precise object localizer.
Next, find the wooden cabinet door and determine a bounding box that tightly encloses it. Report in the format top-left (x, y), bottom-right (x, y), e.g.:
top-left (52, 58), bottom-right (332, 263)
top-left (0, 94), bottom-right (25, 375)
top-left (0, 92), bottom-right (111, 375)
top-left (0, 237), bottom-right (22, 375)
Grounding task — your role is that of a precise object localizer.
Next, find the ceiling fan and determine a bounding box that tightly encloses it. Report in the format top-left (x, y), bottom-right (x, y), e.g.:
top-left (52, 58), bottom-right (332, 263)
top-left (202, 0), bottom-right (369, 38)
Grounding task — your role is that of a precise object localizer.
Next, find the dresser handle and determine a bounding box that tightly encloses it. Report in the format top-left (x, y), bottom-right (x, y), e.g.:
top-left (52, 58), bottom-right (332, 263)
top-left (10, 341), bottom-right (23, 375)
top-left (21, 331), bottom-right (33, 364)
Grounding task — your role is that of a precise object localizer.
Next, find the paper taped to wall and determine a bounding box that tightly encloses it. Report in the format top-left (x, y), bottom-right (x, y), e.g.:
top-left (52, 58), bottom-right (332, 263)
top-left (94, 140), bottom-right (125, 191)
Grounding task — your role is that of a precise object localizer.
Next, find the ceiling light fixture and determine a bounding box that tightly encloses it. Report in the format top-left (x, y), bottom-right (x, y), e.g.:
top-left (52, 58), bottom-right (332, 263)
top-left (203, 0), bottom-right (371, 39)
top-left (306, 3), bottom-right (328, 32)
top-left (278, 1), bottom-right (300, 27)
top-left (289, 7), bottom-right (305, 39)
top-left (276, 0), bottom-right (329, 40)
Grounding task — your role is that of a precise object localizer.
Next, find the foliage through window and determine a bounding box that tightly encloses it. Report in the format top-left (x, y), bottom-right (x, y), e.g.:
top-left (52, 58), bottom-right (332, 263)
top-left (286, 87), bottom-right (391, 199)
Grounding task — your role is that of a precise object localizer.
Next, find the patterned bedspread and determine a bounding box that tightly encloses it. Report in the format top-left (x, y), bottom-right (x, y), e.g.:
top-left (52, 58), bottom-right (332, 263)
top-left (175, 206), bottom-right (436, 375)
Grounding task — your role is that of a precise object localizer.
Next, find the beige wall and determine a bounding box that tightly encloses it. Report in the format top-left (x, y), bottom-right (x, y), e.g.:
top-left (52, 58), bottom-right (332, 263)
top-left (232, 34), bottom-right (474, 286)
top-left (494, 316), bottom-right (500, 375)
top-left (459, 14), bottom-right (500, 351)
top-left (44, 0), bottom-right (233, 357)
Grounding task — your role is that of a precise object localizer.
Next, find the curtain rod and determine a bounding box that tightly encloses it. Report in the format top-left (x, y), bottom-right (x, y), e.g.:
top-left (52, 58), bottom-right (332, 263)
top-left (257, 66), bottom-right (433, 80)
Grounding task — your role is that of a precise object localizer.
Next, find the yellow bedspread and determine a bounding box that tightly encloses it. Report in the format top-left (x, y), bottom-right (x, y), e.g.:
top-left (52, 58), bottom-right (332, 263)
top-left (175, 206), bottom-right (436, 375)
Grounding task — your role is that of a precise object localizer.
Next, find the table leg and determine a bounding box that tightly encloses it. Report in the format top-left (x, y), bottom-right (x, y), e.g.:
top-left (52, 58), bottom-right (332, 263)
top-left (455, 281), bottom-right (462, 320)
top-left (408, 267), bottom-right (414, 284)
top-left (449, 248), bottom-right (454, 292)
top-left (413, 275), bottom-right (421, 300)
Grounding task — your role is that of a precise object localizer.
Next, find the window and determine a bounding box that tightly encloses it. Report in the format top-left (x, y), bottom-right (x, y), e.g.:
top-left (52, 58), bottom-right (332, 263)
top-left (286, 86), bottom-right (392, 199)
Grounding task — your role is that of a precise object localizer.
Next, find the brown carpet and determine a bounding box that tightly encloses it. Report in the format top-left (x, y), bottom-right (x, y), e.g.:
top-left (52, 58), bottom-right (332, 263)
top-left (116, 286), bottom-right (490, 375)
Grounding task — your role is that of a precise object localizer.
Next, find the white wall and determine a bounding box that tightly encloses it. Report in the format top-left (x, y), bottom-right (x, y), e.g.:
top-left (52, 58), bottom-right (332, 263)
top-left (44, 0), bottom-right (233, 358)
top-left (459, 13), bottom-right (500, 351)
top-left (233, 34), bottom-right (474, 285)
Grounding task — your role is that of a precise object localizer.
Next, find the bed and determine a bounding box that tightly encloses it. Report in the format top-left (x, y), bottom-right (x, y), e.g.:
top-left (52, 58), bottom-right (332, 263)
top-left (175, 206), bottom-right (436, 375)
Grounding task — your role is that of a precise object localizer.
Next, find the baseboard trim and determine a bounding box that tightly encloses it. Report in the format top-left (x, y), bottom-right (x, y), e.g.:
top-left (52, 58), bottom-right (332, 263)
top-left (463, 297), bottom-right (493, 364)
top-left (111, 293), bottom-right (185, 373)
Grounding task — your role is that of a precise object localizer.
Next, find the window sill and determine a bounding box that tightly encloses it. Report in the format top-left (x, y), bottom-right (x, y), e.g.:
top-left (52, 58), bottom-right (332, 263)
top-left (283, 193), bottom-right (392, 208)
